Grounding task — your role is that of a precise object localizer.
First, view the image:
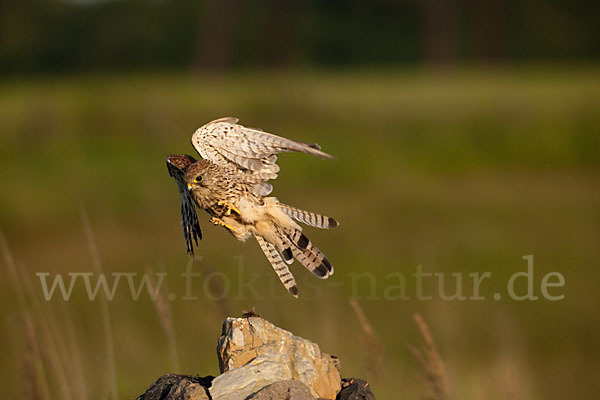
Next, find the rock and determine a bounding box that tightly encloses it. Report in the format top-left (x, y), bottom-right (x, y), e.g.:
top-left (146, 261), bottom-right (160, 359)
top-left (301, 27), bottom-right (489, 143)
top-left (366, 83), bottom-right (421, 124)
top-left (136, 316), bottom-right (374, 400)
top-left (216, 316), bottom-right (341, 400)
top-left (247, 380), bottom-right (316, 400)
top-left (209, 356), bottom-right (292, 400)
top-left (165, 379), bottom-right (210, 400)
top-left (136, 374), bottom-right (213, 400)
top-left (337, 378), bottom-right (375, 400)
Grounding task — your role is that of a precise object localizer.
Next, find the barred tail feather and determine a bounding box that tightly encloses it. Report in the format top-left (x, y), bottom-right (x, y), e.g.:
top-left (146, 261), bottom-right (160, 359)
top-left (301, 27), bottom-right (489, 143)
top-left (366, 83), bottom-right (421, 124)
top-left (285, 229), bottom-right (334, 279)
top-left (255, 235), bottom-right (299, 297)
top-left (278, 203), bottom-right (339, 229)
top-left (271, 231), bottom-right (295, 265)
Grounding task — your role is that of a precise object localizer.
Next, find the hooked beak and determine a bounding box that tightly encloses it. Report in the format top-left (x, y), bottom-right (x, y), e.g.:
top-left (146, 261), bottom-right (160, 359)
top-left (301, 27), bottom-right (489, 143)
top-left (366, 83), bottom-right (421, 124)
top-left (187, 183), bottom-right (194, 191)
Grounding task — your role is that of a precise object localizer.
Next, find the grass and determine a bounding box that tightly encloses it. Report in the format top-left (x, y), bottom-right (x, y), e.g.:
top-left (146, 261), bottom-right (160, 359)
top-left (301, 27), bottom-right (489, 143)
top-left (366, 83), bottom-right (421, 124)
top-left (80, 205), bottom-right (118, 400)
top-left (349, 299), bottom-right (384, 382)
top-left (409, 314), bottom-right (449, 400)
top-left (0, 67), bottom-right (599, 399)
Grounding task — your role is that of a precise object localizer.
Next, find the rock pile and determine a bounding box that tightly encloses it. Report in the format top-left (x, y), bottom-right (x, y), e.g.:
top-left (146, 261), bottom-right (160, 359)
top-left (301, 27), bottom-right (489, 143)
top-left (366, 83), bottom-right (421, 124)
top-left (137, 316), bottom-right (375, 400)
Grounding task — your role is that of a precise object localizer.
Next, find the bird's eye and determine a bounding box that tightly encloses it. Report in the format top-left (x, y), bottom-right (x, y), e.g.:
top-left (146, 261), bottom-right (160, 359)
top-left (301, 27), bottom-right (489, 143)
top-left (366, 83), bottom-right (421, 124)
top-left (195, 176), bottom-right (203, 182)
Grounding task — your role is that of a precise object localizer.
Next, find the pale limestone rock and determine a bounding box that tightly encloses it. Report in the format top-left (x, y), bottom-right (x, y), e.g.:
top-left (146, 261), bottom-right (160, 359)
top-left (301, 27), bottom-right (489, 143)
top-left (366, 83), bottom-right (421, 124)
top-left (216, 317), bottom-right (341, 400)
top-left (247, 380), bottom-right (316, 399)
top-left (209, 356), bottom-right (292, 400)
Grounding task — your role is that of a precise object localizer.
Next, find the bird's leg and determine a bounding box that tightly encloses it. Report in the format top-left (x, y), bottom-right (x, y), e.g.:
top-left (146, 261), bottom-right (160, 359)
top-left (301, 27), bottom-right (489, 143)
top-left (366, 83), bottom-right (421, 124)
top-left (217, 200), bottom-right (241, 216)
top-left (210, 217), bottom-right (235, 232)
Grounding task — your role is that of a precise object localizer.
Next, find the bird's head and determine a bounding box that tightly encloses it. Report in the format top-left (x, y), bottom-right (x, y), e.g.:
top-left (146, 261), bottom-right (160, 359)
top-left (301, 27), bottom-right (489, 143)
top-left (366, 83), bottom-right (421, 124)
top-left (184, 159), bottom-right (218, 192)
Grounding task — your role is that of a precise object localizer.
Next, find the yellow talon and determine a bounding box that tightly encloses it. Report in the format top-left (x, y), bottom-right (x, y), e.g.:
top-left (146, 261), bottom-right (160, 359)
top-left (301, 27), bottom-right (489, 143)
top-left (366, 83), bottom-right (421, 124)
top-left (210, 217), bottom-right (234, 231)
top-left (217, 200), bottom-right (241, 216)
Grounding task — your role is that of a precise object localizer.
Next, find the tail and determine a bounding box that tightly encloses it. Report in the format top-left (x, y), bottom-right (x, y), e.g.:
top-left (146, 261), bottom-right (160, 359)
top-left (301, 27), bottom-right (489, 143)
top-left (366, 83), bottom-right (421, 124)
top-left (255, 235), bottom-right (299, 297)
top-left (278, 203), bottom-right (339, 229)
top-left (166, 154), bottom-right (202, 255)
top-left (282, 228), bottom-right (334, 279)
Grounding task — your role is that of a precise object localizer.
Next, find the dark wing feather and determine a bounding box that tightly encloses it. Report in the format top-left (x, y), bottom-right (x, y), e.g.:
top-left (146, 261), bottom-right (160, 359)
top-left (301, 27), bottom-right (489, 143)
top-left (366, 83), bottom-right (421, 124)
top-left (166, 154), bottom-right (202, 255)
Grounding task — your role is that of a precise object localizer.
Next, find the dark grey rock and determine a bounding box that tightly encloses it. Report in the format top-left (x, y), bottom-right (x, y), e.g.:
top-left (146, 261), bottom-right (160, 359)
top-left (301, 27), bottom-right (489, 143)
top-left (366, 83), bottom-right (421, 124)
top-left (337, 378), bottom-right (375, 400)
top-left (136, 374), bottom-right (213, 400)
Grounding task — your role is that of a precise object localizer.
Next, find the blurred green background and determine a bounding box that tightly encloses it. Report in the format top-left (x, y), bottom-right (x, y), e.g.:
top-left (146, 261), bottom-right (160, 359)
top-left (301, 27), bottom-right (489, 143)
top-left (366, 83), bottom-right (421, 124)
top-left (1, 1), bottom-right (599, 399)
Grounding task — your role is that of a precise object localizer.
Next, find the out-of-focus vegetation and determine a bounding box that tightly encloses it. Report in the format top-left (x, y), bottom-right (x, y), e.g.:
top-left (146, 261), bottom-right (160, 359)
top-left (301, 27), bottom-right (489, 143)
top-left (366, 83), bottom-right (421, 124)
top-left (1, 0), bottom-right (599, 399)
top-left (1, 68), bottom-right (599, 399)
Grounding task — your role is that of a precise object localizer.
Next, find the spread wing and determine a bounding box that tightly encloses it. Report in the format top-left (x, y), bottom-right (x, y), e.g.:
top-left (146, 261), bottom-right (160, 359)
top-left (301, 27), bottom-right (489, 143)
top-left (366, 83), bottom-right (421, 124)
top-left (191, 117), bottom-right (334, 195)
top-left (166, 154), bottom-right (202, 255)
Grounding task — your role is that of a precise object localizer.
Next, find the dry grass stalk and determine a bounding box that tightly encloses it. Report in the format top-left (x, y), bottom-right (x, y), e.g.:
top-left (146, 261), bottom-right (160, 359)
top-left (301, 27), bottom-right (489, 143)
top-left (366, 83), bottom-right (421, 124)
top-left (23, 260), bottom-right (88, 400)
top-left (1, 231), bottom-right (29, 317)
top-left (20, 264), bottom-right (73, 400)
top-left (146, 266), bottom-right (180, 371)
top-left (22, 317), bottom-right (45, 400)
top-left (80, 206), bottom-right (119, 400)
top-left (60, 302), bottom-right (89, 400)
top-left (1, 232), bottom-right (52, 400)
top-left (408, 313), bottom-right (449, 400)
top-left (349, 298), bottom-right (384, 380)
top-left (505, 364), bottom-right (516, 400)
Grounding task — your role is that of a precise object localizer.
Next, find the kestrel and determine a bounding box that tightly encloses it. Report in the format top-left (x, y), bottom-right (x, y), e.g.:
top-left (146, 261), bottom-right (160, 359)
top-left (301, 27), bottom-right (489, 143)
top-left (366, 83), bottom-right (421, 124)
top-left (166, 117), bottom-right (339, 297)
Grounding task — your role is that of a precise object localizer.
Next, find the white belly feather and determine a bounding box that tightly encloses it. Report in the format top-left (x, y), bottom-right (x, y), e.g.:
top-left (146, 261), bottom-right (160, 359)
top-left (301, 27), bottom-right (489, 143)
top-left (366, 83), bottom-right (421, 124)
top-left (230, 197), bottom-right (300, 244)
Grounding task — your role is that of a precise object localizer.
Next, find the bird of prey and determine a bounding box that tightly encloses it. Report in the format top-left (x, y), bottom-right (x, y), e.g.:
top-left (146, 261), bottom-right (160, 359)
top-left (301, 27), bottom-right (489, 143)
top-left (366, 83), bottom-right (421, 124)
top-left (166, 117), bottom-right (339, 297)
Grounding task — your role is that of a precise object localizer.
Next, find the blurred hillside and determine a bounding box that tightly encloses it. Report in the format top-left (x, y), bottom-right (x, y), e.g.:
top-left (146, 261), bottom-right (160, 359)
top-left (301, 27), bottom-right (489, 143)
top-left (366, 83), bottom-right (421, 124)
top-left (1, 0), bottom-right (599, 73)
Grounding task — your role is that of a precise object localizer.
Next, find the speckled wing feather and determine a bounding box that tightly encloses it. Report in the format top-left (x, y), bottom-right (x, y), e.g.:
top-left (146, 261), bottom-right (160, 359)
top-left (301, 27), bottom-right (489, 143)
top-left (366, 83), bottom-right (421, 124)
top-left (191, 117), bottom-right (334, 195)
top-left (166, 154), bottom-right (202, 255)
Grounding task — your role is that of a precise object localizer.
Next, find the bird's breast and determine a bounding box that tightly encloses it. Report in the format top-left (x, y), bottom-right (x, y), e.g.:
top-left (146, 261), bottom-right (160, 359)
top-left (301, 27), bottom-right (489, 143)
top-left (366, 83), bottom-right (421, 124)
top-left (236, 197), bottom-right (264, 224)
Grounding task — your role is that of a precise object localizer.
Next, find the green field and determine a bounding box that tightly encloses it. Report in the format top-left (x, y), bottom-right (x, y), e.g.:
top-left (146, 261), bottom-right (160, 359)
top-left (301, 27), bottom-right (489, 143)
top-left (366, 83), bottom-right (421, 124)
top-left (1, 68), bottom-right (599, 399)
